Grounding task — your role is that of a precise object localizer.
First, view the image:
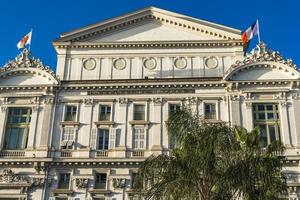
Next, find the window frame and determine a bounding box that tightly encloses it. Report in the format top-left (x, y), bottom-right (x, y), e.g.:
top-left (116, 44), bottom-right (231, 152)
top-left (99, 104), bottom-right (112, 121)
top-left (94, 173), bottom-right (107, 189)
top-left (252, 103), bottom-right (281, 146)
top-left (133, 126), bottom-right (146, 149)
top-left (133, 104), bottom-right (146, 121)
top-left (98, 129), bottom-right (110, 150)
top-left (204, 102), bottom-right (216, 120)
top-left (168, 103), bottom-right (181, 117)
top-left (64, 104), bottom-right (78, 122)
top-left (58, 173), bottom-right (71, 189)
top-left (4, 107), bottom-right (32, 150)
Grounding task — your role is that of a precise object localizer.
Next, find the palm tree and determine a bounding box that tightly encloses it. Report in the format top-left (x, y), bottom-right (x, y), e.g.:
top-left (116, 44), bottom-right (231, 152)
top-left (134, 108), bottom-right (287, 200)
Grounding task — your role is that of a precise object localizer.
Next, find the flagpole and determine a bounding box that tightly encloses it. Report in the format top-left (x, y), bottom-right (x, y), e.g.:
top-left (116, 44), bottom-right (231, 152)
top-left (257, 19), bottom-right (261, 43)
top-left (28, 28), bottom-right (33, 52)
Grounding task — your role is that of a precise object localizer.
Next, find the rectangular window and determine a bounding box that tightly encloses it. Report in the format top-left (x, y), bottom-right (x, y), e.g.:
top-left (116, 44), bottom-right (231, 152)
top-left (64, 105), bottom-right (77, 121)
top-left (98, 129), bottom-right (109, 150)
top-left (4, 108), bottom-right (32, 150)
top-left (204, 103), bottom-right (216, 119)
top-left (169, 104), bottom-right (180, 116)
top-left (131, 173), bottom-right (138, 189)
top-left (61, 127), bottom-right (74, 149)
top-left (133, 127), bottom-right (145, 149)
top-left (133, 105), bottom-right (145, 120)
top-left (99, 105), bottom-right (111, 121)
top-left (58, 173), bottom-right (70, 189)
top-left (95, 173), bottom-right (107, 189)
top-left (253, 104), bottom-right (280, 146)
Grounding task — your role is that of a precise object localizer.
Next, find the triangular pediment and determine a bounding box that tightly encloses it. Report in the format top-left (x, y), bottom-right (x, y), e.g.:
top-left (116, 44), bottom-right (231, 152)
top-left (87, 20), bottom-right (216, 42)
top-left (54, 7), bottom-right (241, 43)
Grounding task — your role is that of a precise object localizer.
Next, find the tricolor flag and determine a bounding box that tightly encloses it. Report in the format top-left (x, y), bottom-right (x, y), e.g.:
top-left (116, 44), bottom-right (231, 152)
top-left (241, 20), bottom-right (260, 50)
top-left (17, 30), bottom-right (32, 49)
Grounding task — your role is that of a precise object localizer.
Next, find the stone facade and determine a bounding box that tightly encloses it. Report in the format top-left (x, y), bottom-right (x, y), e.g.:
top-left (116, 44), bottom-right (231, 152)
top-left (0, 6), bottom-right (299, 200)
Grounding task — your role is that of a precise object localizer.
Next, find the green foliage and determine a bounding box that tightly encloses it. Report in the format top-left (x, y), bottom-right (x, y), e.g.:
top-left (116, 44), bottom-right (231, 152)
top-left (134, 108), bottom-right (287, 200)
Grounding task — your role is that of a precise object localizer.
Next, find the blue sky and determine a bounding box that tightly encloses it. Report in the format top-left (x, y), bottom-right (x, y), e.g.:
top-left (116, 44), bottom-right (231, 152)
top-left (1, 0), bottom-right (299, 70)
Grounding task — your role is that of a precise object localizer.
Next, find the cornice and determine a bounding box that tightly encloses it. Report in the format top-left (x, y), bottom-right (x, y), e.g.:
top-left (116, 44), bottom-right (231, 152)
top-left (54, 40), bottom-right (243, 49)
top-left (54, 8), bottom-right (241, 43)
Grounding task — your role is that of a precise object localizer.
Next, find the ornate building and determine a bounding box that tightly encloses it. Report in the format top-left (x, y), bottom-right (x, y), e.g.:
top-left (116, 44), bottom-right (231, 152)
top-left (0, 7), bottom-right (299, 200)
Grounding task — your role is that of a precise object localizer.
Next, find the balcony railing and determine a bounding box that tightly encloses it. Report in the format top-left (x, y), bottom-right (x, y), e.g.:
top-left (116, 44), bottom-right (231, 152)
top-left (0, 150), bottom-right (25, 157)
top-left (96, 150), bottom-right (108, 157)
top-left (60, 151), bottom-right (72, 158)
top-left (131, 150), bottom-right (145, 157)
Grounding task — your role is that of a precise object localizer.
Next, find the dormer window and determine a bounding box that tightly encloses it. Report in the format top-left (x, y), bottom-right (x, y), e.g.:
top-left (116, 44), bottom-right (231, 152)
top-left (99, 105), bottom-right (111, 121)
top-left (65, 105), bottom-right (77, 122)
top-left (133, 105), bottom-right (145, 121)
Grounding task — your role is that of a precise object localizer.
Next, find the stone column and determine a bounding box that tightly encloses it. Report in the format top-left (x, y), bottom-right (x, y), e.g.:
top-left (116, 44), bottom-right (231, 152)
top-left (291, 99), bottom-right (300, 147)
top-left (116, 98), bottom-right (129, 156)
top-left (245, 102), bottom-right (253, 131)
top-left (27, 105), bottom-right (40, 149)
top-left (79, 99), bottom-right (94, 157)
top-left (230, 95), bottom-right (242, 127)
top-left (39, 98), bottom-right (54, 149)
top-left (150, 98), bottom-right (163, 154)
top-left (279, 101), bottom-right (291, 146)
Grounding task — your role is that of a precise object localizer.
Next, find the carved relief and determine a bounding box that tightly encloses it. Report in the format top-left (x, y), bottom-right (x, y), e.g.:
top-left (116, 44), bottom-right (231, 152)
top-left (83, 58), bottom-right (96, 71)
top-left (82, 98), bottom-right (94, 105)
top-left (0, 169), bottom-right (30, 184)
top-left (118, 98), bottom-right (129, 104)
top-left (152, 97), bottom-right (164, 104)
top-left (174, 57), bottom-right (187, 69)
top-left (205, 56), bottom-right (218, 69)
top-left (143, 57), bottom-right (157, 70)
top-left (225, 42), bottom-right (299, 80)
top-left (112, 178), bottom-right (126, 189)
top-left (31, 177), bottom-right (45, 187)
top-left (0, 48), bottom-right (58, 80)
top-left (75, 178), bottom-right (89, 189)
top-left (230, 95), bottom-right (240, 101)
top-left (113, 58), bottom-right (126, 70)
top-left (184, 97), bottom-right (198, 105)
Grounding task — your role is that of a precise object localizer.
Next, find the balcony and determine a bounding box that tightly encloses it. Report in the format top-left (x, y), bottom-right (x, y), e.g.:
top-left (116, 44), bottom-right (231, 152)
top-left (96, 150), bottom-right (109, 157)
top-left (131, 150), bottom-right (145, 157)
top-left (0, 150), bottom-right (25, 157)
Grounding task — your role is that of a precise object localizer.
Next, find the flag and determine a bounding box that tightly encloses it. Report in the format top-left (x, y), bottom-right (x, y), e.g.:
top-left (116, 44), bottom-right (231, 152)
top-left (17, 31), bottom-right (32, 49)
top-left (241, 20), bottom-right (260, 49)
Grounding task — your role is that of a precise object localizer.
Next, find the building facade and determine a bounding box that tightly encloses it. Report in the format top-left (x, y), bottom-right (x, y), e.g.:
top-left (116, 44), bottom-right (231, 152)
top-left (0, 7), bottom-right (300, 200)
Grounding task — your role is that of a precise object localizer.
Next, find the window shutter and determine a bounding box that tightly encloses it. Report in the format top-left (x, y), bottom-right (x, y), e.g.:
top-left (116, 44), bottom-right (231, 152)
top-left (90, 128), bottom-right (97, 150)
top-left (109, 128), bottom-right (116, 149)
top-left (115, 128), bottom-right (121, 147)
